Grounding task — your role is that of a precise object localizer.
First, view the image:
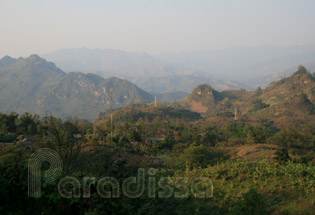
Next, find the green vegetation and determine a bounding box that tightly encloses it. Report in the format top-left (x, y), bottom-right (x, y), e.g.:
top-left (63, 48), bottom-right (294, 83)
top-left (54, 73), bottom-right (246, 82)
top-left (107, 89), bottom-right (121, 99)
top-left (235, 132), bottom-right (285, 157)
top-left (182, 66), bottom-right (315, 128)
top-left (0, 104), bottom-right (315, 214)
top-left (0, 67), bottom-right (314, 214)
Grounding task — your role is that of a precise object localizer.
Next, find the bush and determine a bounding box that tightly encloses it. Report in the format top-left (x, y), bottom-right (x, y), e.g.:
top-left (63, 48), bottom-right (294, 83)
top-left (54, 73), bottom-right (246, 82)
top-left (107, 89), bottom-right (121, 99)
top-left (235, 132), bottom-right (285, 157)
top-left (274, 148), bottom-right (291, 164)
top-left (182, 143), bottom-right (210, 168)
top-left (230, 189), bottom-right (268, 215)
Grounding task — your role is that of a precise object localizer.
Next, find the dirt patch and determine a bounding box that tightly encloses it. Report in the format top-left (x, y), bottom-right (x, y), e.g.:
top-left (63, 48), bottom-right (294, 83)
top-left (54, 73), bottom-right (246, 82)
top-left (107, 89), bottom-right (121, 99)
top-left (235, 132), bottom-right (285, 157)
top-left (190, 100), bottom-right (208, 113)
top-left (230, 144), bottom-right (279, 161)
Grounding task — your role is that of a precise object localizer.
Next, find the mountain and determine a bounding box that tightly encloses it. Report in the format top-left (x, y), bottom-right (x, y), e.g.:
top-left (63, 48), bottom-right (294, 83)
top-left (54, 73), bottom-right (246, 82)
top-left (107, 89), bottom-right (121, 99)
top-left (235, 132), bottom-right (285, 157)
top-left (134, 75), bottom-right (246, 93)
top-left (42, 46), bottom-right (315, 96)
top-left (0, 56), bottom-right (17, 67)
top-left (41, 48), bottom-right (245, 93)
top-left (180, 85), bottom-right (223, 113)
top-left (41, 48), bottom-right (180, 77)
top-left (180, 66), bottom-right (315, 128)
top-left (245, 62), bottom-right (315, 89)
top-left (155, 91), bottom-right (190, 102)
top-left (156, 45), bottom-right (315, 81)
top-left (0, 55), bottom-right (153, 119)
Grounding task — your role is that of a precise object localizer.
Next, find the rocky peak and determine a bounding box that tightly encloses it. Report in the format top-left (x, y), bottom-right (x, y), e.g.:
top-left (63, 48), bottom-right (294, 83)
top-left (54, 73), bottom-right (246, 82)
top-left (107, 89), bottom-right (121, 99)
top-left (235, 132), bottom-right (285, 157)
top-left (0, 55), bottom-right (17, 67)
top-left (190, 84), bottom-right (222, 103)
top-left (28, 54), bottom-right (42, 61)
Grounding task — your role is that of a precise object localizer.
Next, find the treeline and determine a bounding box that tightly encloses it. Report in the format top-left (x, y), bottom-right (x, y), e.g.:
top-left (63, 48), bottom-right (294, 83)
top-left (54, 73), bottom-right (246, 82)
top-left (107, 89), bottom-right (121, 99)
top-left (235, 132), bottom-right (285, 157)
top-left (1, 111), bottom-right (315, 214)
top-left (0, 112), bottom-right (92, 142)
top-left (94, 114), bottom-right (315, 154)
top-left (0, 112), bottom-right (42, 142)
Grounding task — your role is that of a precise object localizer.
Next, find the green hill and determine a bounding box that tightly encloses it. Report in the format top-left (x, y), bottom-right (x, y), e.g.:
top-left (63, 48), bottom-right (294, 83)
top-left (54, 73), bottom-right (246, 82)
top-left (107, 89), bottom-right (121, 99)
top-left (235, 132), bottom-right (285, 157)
top-left (181, 66), bottom-right (315, 128)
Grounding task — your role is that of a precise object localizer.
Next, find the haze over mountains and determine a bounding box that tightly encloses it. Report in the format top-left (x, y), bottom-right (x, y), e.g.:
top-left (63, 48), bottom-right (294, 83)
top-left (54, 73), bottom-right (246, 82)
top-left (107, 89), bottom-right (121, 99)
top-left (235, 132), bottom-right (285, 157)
top-left (42, 46), bottom-right (315, 94)
top-left (156, 45), bottom-right (315, 80)
top-left (1, 44), bottom-right (315, 120)
top-left (0, 55), bottom-right (153, 119)
top-left (41, 48), bottom-right (247, 93)
top-left (246, 60), bottom-right (315, 89)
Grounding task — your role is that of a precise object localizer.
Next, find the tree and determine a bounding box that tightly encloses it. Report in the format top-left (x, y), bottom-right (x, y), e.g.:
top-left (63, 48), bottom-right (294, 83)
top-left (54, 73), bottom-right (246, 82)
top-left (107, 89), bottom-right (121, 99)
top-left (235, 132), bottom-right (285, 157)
top-left (127, 129), bottom-right (141, 143)
top-left (0, 124), bottom-right (8, 134)
top-left (274, 148), bottom-right (291, 164)
top-left (298, 65), bottom-right (307, 73)
top-left (19, 112), bottom-right (38, 134)
top-left (118, 135), bottom-right (130, 149)
top-left (230, 189), bottom-right (268, 215)
top-left (42, 117), bottom-right (83, 174)
top-left (182, 143), bottom-right (210, 168)
top-left (202, 126), bottom-right (221, 146)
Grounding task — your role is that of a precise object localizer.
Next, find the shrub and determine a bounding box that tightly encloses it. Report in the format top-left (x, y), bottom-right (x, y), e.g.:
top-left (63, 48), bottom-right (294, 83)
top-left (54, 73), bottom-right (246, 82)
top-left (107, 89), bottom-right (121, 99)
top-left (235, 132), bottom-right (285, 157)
top-left (274, 148), bottom-right (291, 164)
top-left (230, 188), bottom-right (268, 215)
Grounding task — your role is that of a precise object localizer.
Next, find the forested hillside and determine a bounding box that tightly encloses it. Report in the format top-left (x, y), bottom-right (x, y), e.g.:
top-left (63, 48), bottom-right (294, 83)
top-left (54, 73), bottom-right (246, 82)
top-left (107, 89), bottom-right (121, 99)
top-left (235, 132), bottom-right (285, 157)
top-left (181, 66), bottom-right (315, 128)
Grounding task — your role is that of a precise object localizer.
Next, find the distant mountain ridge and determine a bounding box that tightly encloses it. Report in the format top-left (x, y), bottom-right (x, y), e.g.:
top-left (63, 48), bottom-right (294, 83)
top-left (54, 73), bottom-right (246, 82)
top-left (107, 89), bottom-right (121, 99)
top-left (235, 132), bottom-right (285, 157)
top-left (41, 48), bottom-right (246, 94)
top-left (181, 66), bottom-right (315, 128)
top-left (245, 61), bottom-right (315, 89)
top-left (42, 48), bottom-right (174, 76)
top-left (154, 91), bottom-right (190, 102)
top-left (134, 74), bottom-right (246, 93)
top-left (42, 46), bottom-right (315, 94)
top-left (0, 55), bottom-right (153, 119)
top-left (156, 45), bottom-right (315, 81)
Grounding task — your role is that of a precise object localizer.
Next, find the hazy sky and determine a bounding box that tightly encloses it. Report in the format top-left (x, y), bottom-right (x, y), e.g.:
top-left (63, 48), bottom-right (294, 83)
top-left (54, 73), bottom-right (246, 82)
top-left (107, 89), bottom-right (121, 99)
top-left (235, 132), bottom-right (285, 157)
top-left (1, 0), bottom-right (315, 57)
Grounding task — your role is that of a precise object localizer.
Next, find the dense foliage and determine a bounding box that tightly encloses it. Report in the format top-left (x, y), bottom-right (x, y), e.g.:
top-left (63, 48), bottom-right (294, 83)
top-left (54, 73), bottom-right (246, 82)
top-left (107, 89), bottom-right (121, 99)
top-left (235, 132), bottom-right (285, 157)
top-left (0, 109), bottom-right (315, 214)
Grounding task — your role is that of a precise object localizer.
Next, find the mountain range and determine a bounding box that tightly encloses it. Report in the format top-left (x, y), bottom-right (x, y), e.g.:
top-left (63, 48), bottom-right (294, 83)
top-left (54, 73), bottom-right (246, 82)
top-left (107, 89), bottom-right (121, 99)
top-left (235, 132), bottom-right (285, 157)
top-left (156, 45), bottom-right (315, 81)
top-left (42, 46), bottom-right (315, 95)
top-left (245, 61), bottom-right (315, 89)
top-left (180, 66), bottom-right (315, 128)
top-left (0, 55), bottom-right (153, 120)
top-left (41, 48), bottom-right (248, 93)
top-left (0, 53), bottom-right (314, 124)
